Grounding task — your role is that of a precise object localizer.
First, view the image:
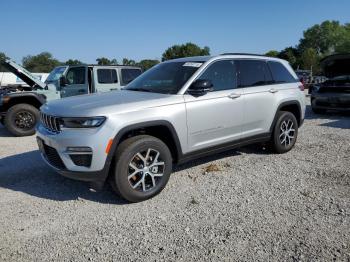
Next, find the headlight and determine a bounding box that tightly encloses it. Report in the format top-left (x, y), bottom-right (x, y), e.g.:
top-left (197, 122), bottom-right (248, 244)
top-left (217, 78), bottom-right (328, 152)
top-left (60, 117), bottom-right (106, 128)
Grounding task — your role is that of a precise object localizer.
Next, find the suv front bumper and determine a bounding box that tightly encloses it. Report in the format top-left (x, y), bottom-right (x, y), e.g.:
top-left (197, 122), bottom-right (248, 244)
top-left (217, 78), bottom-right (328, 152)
top-left (36, 124), bottom-right (116, 183)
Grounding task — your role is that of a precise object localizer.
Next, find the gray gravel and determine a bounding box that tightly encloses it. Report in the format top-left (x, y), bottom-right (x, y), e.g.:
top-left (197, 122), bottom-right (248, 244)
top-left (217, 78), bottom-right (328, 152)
top-left (0, 98), bottom-right (349, 261)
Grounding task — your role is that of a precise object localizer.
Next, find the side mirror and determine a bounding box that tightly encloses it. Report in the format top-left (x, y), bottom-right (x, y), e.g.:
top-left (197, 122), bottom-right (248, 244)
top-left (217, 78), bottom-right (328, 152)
top-left (187, 79), bottom-right (213, 96)
top-left (59, 76), bottom-right (68, 87)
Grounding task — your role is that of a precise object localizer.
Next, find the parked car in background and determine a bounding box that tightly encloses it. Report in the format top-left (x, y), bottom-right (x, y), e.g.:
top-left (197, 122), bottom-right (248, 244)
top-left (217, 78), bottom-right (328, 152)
top-left (0, 59), bottom-right (142, 136)
top-left (37, 53), bottom-right (305, 202)
top-left (311, 53), bottom-right (350, 114)
top-left (296, 69), bottom-right (312, 84)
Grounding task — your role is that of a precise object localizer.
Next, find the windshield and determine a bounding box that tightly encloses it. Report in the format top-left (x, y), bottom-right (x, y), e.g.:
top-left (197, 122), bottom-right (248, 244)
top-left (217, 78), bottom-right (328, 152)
top-left (45, 66), bottom-right (67, 83)
top-left (125, 61), bottom-right (203, 94)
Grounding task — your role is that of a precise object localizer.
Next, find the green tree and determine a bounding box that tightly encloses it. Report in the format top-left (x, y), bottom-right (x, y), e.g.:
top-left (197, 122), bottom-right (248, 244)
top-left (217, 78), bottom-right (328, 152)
top-left (122, 58), bottom-right (136, 66)
top-left (96, 57), bottom-right (118, 65)
top-left (300, 48), bottom-right (320, 73)
top-left (22, 52), bottom-right (61, 72)
top-left (0, 52), bottom-right (9, 72)
top-left (335, 23), bottom-right (350, 53)
top-left (162, 42), bottom-right (210, 61)
top-left (278, 47), bottom-right (299, 68)
top-left (298, 20), bottom-right (349, 55)
top-left (265, 50), bottom-right (279, 57)
top-left (65, 59), bottom-right (84, 66)
top-left (137, 59), bottom-right (159, 70)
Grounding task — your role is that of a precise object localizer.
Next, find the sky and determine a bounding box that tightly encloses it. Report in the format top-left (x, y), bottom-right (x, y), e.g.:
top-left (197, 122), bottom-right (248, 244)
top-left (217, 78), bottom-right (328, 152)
top-left (1, 0), bottom-right (349, 64)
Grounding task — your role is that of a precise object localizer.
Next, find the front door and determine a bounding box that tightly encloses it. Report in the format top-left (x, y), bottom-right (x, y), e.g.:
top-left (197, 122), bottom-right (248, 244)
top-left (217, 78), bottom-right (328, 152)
top-left (61, 66), bottom-right (89, 98)
top-left (184, 59), bottom-right (244, 152)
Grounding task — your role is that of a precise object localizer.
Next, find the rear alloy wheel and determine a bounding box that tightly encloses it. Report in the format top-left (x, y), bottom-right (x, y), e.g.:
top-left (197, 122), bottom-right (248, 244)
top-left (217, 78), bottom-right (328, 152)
top-left (111, 135), bottom-right (172, 202)
top-left (4, 104), bottom-right (39, 136)
top-left (271, 111), bottom-right (298, 154)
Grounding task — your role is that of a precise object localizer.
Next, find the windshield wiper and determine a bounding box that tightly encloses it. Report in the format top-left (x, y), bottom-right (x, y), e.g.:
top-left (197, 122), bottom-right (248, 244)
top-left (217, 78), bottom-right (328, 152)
top-left (126, 88), bottom-right (153, 93)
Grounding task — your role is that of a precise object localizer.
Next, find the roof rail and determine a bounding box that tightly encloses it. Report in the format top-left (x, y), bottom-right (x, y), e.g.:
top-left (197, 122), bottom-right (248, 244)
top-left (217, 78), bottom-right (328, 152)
top-left (86, 64), bottom-right (141, 67)
top-left (220, 53), bottom-right (266, 57)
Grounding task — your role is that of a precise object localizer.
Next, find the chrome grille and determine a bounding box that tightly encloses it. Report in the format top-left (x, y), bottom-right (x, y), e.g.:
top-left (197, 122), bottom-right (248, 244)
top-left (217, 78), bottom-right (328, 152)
top-left (40, 112), bottom-right (61, 133)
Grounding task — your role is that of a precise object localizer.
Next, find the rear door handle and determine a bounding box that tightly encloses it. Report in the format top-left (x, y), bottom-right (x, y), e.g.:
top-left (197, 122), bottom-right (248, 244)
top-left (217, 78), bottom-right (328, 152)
top-left (269, 88), bottom-right (278, 93)
top-left (228, 93), bottom-right (241, 99)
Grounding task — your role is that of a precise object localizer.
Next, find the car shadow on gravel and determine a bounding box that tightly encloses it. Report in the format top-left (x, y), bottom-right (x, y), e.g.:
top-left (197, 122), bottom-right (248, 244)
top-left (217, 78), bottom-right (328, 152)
top-left (0, 150), bottom-right (128, 205)
top-left (0, 124), bottom-right (13, 137)
top-left (305, 105), bottom-right (350, 121)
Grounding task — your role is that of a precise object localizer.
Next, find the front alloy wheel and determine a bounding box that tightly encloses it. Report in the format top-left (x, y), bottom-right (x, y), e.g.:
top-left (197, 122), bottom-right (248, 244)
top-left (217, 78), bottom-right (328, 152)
top-left (128, 148), bottom-right (165, 192)
top-left (112, 135), bottom-right (172, 202)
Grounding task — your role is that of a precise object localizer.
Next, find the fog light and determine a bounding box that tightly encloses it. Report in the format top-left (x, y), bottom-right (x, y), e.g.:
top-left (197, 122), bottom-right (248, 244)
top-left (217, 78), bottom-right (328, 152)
top-left (70, 154), bottom-right (92, 167)
top-left (66, 147), bottom-right (92, 153)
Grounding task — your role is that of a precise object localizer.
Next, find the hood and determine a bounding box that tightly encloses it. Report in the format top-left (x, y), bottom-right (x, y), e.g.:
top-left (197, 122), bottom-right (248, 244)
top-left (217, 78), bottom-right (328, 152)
top-left (2, 59), bottom-right (47, 89)
top-left (41, 90), bottom-right (184, 116)
top-left (321, 53), bottom-right (350, 78)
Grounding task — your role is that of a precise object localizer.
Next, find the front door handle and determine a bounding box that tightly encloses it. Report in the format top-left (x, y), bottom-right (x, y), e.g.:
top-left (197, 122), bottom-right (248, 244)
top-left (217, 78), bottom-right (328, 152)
top-left (78, 89), bottom-right (85, 93)
top-left (228, 93), bottom-right (241, 99)
top-left (269, 88), bottom-right (278, 93)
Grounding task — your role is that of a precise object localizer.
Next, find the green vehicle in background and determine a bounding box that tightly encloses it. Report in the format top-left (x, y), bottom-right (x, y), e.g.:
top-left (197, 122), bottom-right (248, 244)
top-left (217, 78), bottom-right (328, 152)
top-left (0, 59), bottom-right (142, 136)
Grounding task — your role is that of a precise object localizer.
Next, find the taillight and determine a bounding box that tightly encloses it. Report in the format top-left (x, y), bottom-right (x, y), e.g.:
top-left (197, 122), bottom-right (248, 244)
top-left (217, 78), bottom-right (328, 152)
top-left (298, 82), bottom-right (305, 91)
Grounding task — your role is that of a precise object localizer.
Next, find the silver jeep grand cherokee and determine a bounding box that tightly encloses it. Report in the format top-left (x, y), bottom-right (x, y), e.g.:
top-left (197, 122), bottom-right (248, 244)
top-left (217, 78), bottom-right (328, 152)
top-left (37, 54), bottom-right (305, 202)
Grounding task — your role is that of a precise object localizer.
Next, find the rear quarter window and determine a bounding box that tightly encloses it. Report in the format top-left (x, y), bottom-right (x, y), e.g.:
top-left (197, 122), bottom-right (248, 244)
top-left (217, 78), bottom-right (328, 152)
top-left (268, 61), bottom-right (297, 83)
top-left (121, 69), bottom-right (142, 86)
top-left (238, 60), bottom-right (273, 87)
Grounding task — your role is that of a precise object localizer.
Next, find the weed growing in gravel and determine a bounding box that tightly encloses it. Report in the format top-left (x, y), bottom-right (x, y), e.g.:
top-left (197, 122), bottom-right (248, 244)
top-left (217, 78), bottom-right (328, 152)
top-left (190, 196), bottom-right (199, 205)
top-left (203, 163), bottom-right (221, 174)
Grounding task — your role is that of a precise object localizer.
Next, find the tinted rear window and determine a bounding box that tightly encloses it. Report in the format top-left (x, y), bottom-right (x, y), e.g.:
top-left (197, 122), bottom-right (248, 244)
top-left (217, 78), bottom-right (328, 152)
top-left (238, 60), bottom-right (273, 87)
top-left (268, 61), bottom-right (297, 83)
top-left (121, 69), bottom-right (142, 86)
top-left (97, 69), bottom-right (118, 84)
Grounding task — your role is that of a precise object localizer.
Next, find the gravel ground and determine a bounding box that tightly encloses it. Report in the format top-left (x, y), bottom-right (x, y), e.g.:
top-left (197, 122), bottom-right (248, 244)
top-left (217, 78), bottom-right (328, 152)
top-left (0, 98), bottom-right (349, 261)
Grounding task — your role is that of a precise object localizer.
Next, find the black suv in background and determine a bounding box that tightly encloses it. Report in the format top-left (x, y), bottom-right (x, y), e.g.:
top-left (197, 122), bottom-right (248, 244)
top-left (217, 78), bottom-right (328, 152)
top-left (311, 54), bottom-right (350, 113)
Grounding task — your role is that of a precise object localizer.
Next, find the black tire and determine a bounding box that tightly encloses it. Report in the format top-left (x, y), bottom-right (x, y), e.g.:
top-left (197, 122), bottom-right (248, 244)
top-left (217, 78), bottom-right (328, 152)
top-left (271, 111), bottom-right (298, 154)
top-left (311, 106), bottom-right (326, 114)
top-left (4, 103), bottom-right (39, 137)
top-left (110, 135), bottom-right (173, 202)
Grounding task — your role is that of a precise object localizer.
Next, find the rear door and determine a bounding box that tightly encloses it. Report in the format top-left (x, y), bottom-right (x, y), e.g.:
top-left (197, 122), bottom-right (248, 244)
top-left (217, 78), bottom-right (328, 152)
top-left (94, 67), bottom-right (120, 92)
top-left (237, 59), bottom-right (278, 138)
top-left (61, 66), bottom-right (89, 98)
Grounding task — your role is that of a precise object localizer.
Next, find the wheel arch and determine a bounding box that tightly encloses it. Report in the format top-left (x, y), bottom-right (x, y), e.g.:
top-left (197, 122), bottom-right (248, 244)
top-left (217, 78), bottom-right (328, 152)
top-left (269, 100), bottom-right (302, 132)
top-left (2, 93), bottom-right (45, 112)
top-left (107, 120), bottom-right (183, 165)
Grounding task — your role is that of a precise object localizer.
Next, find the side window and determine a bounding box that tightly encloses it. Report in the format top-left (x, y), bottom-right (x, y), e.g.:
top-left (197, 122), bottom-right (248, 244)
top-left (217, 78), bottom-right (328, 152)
top-left (121, 69), bottom-right (142, 86)
top-left (197, 60), bottom-right (237, 91)
top-left (268, 61), bottom-right (297, 83)
top-left (97, 69), bottom-right (118, 84)
top-left (66, 67), bottom-right (86, 85)
top-left (238, 60), bottom-right (273, 87)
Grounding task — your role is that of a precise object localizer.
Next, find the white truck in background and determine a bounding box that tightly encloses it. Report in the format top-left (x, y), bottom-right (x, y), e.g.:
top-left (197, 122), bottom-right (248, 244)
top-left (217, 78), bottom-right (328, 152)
top-left (0, 72), bottom-right (49, 90)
